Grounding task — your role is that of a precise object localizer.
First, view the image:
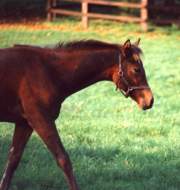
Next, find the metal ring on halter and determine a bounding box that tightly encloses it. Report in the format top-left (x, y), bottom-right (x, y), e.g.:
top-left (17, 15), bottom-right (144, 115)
top-left (117, 54), bottom-right (150, 98)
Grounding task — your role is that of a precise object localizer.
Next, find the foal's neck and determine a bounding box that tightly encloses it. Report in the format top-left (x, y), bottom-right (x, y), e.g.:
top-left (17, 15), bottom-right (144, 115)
top-left (54, 49), bottom-right (118, 96)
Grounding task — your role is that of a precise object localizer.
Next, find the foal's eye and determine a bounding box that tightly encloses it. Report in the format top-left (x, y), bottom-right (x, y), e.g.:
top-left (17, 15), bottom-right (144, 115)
top-left (134, 68), bottom-right (140, 74)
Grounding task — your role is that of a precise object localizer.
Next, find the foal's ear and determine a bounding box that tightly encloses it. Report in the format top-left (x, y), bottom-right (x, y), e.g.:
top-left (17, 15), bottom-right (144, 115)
top-left (123, 39), bottom-right (131, 49)
top-left (134, 38), bottom-right (141, 46)
top-left (122, 39), bottom-right (132, 57)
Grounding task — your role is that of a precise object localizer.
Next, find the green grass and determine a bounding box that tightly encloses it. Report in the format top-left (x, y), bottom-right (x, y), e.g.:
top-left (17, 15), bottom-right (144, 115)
top-left (0, 19), bottom-right (180, 190)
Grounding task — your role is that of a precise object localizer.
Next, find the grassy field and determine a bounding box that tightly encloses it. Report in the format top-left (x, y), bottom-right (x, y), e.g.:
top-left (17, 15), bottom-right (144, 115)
top-left (0, 19), bottom-right (180, 190)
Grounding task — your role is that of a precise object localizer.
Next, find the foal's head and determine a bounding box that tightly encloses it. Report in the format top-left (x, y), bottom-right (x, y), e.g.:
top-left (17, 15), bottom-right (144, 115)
top-left (113, 39), bottom-right (154, 110)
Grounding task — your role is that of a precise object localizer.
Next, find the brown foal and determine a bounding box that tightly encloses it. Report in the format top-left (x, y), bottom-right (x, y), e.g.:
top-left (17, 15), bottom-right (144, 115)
top-left (0, 39), bottom-right (153, 190)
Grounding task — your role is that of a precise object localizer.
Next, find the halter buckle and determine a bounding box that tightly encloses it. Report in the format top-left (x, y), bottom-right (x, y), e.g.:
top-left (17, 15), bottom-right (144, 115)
top-left (120, 88), bottom-right (129, 98)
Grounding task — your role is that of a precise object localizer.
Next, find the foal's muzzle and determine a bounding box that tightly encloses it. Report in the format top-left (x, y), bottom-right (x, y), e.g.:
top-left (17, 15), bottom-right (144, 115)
top-left (142, 96), bottom-right (154, 110)
top-left (136, 89), bottom-right (154, 110)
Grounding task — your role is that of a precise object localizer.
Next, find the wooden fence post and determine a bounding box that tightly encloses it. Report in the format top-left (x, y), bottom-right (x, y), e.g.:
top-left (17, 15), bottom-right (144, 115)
top-left (47, 0), bottom-right (52, 21)
top-left (52, 0), bottom-right (57, 20)
top-left (82, 0), bottom-right (88, 29)
top-left (141, 0), bottom-right (148, 31)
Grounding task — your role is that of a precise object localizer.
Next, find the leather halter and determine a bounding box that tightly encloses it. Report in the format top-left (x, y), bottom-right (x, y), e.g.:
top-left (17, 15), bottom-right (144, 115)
top-left (116, 55), bottom-right (150, 98)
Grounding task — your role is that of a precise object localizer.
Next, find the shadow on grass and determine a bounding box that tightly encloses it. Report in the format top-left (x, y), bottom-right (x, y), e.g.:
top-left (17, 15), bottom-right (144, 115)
top-left (0, 134), bottom-right (180, 190)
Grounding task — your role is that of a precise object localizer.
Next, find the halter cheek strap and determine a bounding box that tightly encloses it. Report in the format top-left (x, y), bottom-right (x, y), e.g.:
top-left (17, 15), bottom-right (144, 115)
top-left (117, 55), bottom-right (150, 98)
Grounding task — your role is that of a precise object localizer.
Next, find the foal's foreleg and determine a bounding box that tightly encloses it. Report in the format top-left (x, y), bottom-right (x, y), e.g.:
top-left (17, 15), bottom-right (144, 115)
top-left (0, 122), bottom-right (33, 190)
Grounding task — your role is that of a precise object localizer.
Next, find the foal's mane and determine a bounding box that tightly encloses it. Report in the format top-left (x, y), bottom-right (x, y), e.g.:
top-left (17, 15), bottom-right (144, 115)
top-left (54, 39), bottom-right (142, 55)
top-left (55, 40), bottom-right (119, 51)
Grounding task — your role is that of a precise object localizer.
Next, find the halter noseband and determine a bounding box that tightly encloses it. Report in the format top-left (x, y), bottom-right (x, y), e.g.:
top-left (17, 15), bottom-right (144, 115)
top-left (117, 55), bottom-right (150, 98)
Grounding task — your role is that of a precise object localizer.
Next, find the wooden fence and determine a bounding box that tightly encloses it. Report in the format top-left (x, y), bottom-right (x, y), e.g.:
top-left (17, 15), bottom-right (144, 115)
top-left (47, 0), bottom-right (148, 31)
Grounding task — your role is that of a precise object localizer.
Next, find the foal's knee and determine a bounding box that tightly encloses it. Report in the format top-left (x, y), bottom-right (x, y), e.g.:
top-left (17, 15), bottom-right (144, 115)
top-left (56, 153), bottom-right (72, 172)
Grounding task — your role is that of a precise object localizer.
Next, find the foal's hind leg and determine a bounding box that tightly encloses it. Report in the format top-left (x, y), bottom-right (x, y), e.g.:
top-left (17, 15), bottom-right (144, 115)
top-left (22, 105), bottom-right (79, 190)
top-left (0, 122), bottom-right (33, 190)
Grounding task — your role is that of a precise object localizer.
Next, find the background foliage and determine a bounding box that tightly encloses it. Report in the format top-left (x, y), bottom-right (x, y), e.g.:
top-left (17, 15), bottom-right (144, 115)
top-left (0, 0), bottom-right (180, 23)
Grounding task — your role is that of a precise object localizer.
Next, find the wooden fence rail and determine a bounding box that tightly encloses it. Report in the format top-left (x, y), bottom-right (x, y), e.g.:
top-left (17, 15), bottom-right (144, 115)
top-left (47, 0), bottom-right (149, 31)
